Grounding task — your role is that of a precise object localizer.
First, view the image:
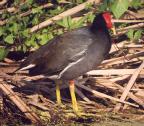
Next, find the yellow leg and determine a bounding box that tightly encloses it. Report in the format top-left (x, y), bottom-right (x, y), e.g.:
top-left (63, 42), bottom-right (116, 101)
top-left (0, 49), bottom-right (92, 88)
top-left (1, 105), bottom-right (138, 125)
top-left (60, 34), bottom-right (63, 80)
top-left (69, 80), bottom-right (78, 113)
top-left (56, 81), bottom-right (61, 105)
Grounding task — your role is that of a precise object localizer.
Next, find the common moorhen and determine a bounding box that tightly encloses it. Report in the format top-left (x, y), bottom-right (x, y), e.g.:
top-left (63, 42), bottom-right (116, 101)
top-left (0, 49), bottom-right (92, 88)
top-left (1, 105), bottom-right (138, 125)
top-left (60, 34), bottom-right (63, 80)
top-left (16, 12), bottom-right (113, 112)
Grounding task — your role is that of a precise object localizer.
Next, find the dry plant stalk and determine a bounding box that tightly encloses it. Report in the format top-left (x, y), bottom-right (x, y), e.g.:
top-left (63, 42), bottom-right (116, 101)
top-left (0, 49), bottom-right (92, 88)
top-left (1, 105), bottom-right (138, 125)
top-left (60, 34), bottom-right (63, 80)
top-left (101, 51), bottom-right (144, 66)
top-left (0, 89), bottom-right (3, 111)
top-left (0, 2), bottom-right (52, 14)
top-left (87, 69), bottom-right (144, 75)
top-left (0, 81), bottom-right (40, 123)
top-left (117, 23), bottom-right (144, 32)
top-left (112, 19), bottom-right (144, 23)
top-left (96, 78), bottom-right (144, 107)
top-left (30, 0), bottom-right (101, 32)
top-left (75, 87), bottom-right (91, 103)
top-left (0, 7), bottom-right (15, 14)
top-left (0, 0), bottom-right (7, 6)
top-left (75, 83), bottom-right (138, 107)
top-left (0, 3), bottom-right (54, 25)
top-left (110, 75), bottom-right (130, 82)
top-left (114, 60), bottom-right (144, 111)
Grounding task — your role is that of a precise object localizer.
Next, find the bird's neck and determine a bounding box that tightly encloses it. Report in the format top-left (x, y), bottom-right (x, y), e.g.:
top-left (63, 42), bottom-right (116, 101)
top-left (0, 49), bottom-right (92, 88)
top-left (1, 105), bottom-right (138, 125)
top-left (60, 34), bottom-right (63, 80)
top-left (90, 23), bottom-right (109, 33)
top-left (90, 25), bottom-right (111, 45)
top-left (90, 25), bottom-right (110, 37)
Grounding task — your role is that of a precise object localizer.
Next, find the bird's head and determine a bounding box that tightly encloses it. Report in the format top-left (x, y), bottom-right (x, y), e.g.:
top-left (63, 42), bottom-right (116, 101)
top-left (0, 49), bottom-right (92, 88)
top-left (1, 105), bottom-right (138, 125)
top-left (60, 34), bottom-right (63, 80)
top-left (102, 12), bottom-right (112, 29)
top-left (91, 12), bottom-right (113, 31)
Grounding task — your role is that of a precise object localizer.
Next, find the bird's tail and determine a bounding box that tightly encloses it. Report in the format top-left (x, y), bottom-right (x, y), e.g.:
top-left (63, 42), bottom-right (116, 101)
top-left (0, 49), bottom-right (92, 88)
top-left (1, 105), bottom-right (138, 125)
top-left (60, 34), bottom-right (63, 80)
top-left (12, 64), bottom-right (36, 74)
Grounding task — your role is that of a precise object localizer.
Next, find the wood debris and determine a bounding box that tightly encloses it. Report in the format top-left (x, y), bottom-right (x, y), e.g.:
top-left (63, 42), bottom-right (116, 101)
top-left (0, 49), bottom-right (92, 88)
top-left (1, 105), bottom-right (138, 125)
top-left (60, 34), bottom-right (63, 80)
top-left (0, 38), bottom-right (144, 124)
top-left (0, 0), bottom-right (144, 125)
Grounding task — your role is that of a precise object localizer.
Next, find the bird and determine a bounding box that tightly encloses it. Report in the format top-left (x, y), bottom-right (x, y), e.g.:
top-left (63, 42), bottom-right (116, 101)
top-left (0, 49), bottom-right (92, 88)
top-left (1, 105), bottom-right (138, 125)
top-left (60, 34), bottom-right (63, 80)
top-left (15, 12), bottom-right (113, 113)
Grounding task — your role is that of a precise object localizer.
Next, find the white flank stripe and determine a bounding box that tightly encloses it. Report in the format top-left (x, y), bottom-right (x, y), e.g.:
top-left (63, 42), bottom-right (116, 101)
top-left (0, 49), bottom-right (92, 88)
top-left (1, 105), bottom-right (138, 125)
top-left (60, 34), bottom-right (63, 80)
top-left (71, 49), bottom-right (87, 59)
top-left (20, 64), bottom-right (36, 71)
top-left (58, 57), bottom-right (84, 79)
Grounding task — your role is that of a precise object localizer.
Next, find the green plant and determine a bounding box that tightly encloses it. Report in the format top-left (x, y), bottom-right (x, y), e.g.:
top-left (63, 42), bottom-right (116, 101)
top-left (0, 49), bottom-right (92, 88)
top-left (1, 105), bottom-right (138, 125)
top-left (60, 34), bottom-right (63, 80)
top-left (56, 16), bottom-right (86, 30)
top-left (0, 47), bottom-right (9, 61)
top-left (98, 0), bottom-right (143, 18)
top-left (0, 0), bottom-right (143, 61)
top-left (127, 29), bottom-right (143, 41)
top-left (99, 0), bottom-right (143, 43)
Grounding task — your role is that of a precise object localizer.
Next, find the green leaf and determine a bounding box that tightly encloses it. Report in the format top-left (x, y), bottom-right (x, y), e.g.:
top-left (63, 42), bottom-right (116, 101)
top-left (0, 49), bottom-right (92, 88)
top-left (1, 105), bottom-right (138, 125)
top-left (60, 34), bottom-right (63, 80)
top-left (127, 30), bottom-right (142, 41)
top-left (37, 33), bottom-right (53, 45)
top-left (76, 0), bottom-right (84, 4)
top-left (20, 3), bottom-right (30, 11)
top-left (26, 0), bottom-right (33, 5)
top-left (71, 17), bottom-right (86, 29)
top-left (0, 27), bottom-right (4, 37)
top-left (7, 22), bottom-right (20, 35)
top-left (14, 0), bottom-right (20, 5)
top-left (0, 47), bottom-right (8, 61)
top-left (98, 1), bottom-right (109, 12)
top-left (25, 36), bottom-right (35, 46)
top-left (22, 16), bottom-right (29, 27)
top-left (25, 40), bottom-right (32, 47)
top-left (111, 0), bottom-right (129, 18)
top-left (134, 30), bottom-right (142, 40)
top-left (86, 13), bottom-right (95, 23)
top-left (56, 17), bottom-right (69, 28)
top-left (57, 16), bottom-right (79, 30)
top-left (9, 23), bottom-right (19, 34)
top-left (22, 29), bottom-right (29, 37)
top-left (56, 29), bottom-right (63, 35)
top-left (4, 34), bottom-right (14, 44)
top-left (127, 29), bottom-right (134, 40)
top-left (42, 29), bottom-right (48, 33)
top-left (49, 6), bottom-right (64, 16)
top-left (32, 16), bottom-right (39, 25)
top-left (22, 44), bottom-right (27, 52)
top-left (32, 7), bottom-right (42, 14)
top-left (37, 34), bottom-right (48, 45)
top-left (130, 0), bottom-right (142, 9)
top-left (17, 45), bottom-right (22, 51)
top-left (85, 3), bottom-right (93, 10)
top-left (25, 35), bottom-right (39, 49)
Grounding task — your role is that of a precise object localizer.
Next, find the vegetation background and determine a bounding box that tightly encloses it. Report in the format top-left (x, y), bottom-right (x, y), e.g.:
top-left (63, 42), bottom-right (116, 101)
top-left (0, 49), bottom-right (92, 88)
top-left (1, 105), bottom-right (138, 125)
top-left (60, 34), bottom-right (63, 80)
top-left (0, 0), bottom-right (143, 60)
top-left (0, 0), bottom-right (144, 125)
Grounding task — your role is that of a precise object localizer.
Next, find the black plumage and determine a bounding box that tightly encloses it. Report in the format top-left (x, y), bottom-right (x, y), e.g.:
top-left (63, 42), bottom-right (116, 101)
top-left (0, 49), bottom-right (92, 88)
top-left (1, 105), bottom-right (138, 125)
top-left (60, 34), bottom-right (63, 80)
top-left (18, 12), bottom-right (112, 80)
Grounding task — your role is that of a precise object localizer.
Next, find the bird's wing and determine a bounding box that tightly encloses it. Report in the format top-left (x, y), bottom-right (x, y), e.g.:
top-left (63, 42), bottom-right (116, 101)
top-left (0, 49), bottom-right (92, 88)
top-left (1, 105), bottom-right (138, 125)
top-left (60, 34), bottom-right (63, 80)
top-left (19, 28), bottom-right (94, 75)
